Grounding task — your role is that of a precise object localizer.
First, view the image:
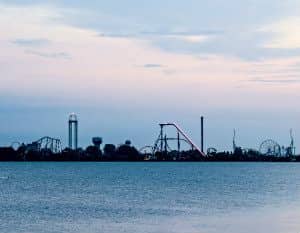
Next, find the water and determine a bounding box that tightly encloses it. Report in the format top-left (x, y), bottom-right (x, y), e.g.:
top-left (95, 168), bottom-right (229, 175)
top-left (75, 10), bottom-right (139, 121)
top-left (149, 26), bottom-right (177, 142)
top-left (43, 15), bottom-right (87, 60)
top-left (0, 162), bottom-right (300, 233)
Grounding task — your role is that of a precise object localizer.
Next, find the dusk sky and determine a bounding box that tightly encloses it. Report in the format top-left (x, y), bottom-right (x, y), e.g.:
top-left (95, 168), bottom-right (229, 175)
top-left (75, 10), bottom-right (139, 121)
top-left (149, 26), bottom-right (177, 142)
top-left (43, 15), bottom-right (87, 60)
top-left (1, 0), bottom-right (300, 151)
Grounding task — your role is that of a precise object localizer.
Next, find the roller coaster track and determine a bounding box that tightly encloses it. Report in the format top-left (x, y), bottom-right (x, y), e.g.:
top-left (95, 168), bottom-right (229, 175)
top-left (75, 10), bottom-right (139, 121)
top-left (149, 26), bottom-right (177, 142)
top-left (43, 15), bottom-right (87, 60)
top-left (153, 122), bottom-right (206, 157)
top-left (34, 136), bottom-right (62, 154)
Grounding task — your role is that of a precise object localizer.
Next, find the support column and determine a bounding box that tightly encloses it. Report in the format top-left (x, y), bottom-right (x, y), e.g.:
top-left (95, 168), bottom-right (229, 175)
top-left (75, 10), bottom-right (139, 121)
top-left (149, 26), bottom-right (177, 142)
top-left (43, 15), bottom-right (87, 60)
top-left (160, 124), bottom-right (163, 153)
top-left (201, 116), bottom-right (204, 153)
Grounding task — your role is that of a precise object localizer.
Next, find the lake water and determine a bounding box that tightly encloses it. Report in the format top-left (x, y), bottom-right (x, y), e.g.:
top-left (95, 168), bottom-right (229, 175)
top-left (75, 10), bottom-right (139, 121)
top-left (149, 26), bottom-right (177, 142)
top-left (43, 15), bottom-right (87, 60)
top-left (0, 162), bottom-right (300, 233)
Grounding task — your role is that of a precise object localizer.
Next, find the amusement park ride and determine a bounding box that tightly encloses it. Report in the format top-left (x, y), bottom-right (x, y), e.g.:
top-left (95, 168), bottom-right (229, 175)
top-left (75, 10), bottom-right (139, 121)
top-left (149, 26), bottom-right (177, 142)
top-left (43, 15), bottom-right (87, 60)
top-left (140, 122), bottom-right (206, 159)
top-left (13, 136), bottom-right (62, 154)
top-left (153, 123), bottom-right (205, 156)
top-left (233, 129), bottom-right (296, 157)
top-left (259, 129), bottom-right (296, 157)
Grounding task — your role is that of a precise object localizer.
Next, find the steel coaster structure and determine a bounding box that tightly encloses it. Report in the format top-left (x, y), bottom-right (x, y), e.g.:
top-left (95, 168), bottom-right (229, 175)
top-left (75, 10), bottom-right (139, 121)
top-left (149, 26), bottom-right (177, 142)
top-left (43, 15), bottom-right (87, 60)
top-left (152, 123), bottom-right (206, 157)
top-left (33, 136), bottom-right (62, 154)
top-left (139, 146), bottom-right (154, 154)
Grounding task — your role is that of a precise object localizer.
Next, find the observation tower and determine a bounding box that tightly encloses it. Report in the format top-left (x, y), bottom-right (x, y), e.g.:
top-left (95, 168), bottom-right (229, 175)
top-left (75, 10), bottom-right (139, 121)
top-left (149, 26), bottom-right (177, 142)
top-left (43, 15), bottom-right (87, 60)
top-left (68, 113), bottom-right (78, 150)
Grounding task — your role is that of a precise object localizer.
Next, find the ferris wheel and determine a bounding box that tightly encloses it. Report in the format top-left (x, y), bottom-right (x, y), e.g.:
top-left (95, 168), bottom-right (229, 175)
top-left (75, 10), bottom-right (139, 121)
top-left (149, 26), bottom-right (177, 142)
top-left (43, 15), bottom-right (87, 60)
top-left (259, 139), bottom-right (281, 157)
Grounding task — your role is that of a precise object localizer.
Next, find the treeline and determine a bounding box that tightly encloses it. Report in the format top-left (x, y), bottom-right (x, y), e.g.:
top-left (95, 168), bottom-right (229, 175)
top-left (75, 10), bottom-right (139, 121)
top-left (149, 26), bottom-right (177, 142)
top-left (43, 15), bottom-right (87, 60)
top-left (0, 145), bottom-right (299, 162)
top-left (0, 143), bottom-right (142, 161)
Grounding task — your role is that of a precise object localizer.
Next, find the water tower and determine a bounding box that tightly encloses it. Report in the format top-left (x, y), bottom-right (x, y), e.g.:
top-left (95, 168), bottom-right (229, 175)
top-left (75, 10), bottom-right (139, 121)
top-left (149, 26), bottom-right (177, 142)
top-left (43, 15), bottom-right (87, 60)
top-left (92, 137), bottom-right (103, 149)
top-left (68, 113), bottom-right (78, 150)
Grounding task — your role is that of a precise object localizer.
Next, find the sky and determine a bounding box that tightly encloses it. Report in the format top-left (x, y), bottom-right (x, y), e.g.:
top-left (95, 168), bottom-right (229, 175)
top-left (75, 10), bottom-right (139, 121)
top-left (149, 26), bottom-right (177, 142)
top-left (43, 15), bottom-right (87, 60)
top-left (0, 0), bottom-right (300, 152)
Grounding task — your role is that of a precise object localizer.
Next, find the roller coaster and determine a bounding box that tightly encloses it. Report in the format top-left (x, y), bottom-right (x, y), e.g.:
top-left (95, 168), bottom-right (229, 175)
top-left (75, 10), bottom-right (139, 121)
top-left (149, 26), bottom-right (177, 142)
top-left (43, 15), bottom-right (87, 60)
top-left (152, 123), bottom-right (206, 157)
top-left (30, 136), bottom-right (62, 154)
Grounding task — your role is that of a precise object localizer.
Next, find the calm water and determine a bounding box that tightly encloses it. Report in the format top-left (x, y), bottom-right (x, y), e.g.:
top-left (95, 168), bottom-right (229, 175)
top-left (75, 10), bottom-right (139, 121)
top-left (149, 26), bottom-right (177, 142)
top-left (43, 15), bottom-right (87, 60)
top-left (0, 162), bottom-right (300, 233)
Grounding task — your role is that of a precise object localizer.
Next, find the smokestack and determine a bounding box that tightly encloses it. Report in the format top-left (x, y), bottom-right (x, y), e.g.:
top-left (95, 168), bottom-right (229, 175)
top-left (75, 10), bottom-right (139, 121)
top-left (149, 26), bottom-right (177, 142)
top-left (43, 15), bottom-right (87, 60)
top-left (201, 116), bottom-right (204, 153)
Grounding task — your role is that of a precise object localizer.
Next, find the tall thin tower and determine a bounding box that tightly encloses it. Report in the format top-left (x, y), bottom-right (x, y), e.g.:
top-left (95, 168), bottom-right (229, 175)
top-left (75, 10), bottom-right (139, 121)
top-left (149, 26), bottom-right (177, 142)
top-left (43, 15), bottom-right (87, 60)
top-left (233, 129), bottom-right (236, 152)
top-left (201, 116), bottom-right (204, 153)
top-left (68, 113), bottom-right (78, 150)
top-left (290, 129), bottom-right (295, 155)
